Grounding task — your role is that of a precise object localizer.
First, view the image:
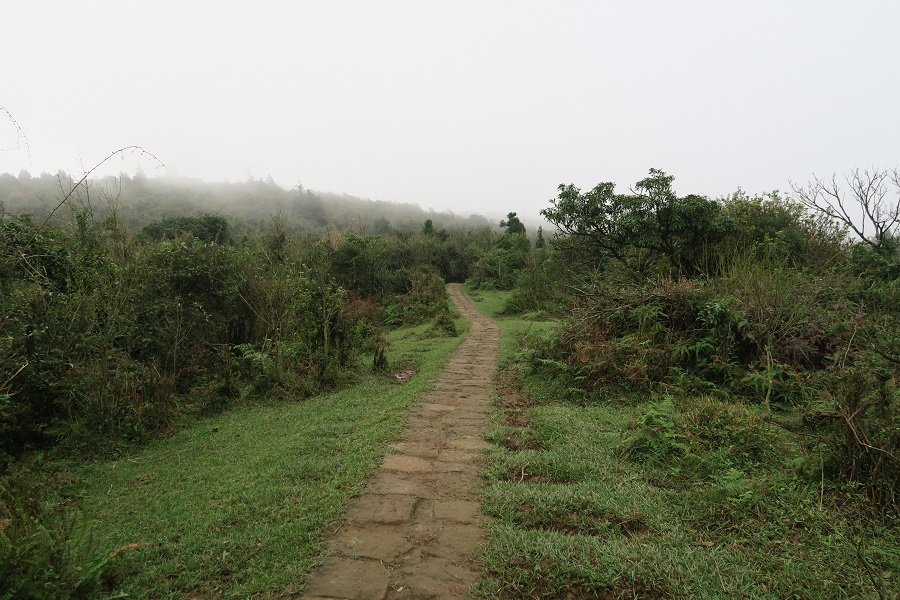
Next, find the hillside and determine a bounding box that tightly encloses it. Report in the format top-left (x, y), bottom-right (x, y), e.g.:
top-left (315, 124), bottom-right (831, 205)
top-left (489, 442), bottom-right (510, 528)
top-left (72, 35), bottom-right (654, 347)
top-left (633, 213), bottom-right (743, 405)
top-left (1, 167), bottom-right (897, 599)
top-left (0, 171), bottom-right (491, 234)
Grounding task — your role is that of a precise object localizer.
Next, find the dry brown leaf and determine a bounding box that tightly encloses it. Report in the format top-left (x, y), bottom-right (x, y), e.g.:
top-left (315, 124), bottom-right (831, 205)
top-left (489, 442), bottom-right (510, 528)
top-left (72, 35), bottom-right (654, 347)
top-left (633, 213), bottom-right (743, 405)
top-left (110, 541), bottom-right (152, 556)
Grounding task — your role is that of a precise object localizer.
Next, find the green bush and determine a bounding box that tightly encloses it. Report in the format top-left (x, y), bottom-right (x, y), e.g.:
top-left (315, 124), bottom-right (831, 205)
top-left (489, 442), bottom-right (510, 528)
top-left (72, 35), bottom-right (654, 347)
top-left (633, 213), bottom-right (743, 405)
top-left (140, 214), bottom-right (231, 244)
top-left (0, 210), bottom-right (482, 458)
top-left (468, 225), bottom-right (532, 291)
top-left (678, 395), bottom-right (782, 466)
top-left (525, 168), bottom-right (899, 506)
top-left (623, 394), bottom-right (784, 485)
top-left (621, 396), bottom-right (687, 464)
top-left (0, 482), bottom-right (107, 600)
top-left (430, 305), bottom-right (458, 337)
top-left (808, 367), bottom-right (899, 504)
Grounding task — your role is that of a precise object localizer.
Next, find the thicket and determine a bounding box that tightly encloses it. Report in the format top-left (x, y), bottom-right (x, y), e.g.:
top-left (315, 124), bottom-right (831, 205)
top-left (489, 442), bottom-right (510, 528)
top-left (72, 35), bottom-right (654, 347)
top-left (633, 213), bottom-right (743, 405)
top-left (530, 169), bottom-right (899, 507)
top-left (140, 214), bottom-right (231, 243)
top-left (468, 212), bottom-right (565, 315)
top-left (0, 209), bottom-right (484, 459)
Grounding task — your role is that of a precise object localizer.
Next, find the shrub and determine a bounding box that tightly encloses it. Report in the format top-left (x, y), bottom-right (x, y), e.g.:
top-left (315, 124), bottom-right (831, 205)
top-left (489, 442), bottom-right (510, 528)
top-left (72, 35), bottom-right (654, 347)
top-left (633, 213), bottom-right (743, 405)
top-left (533, 261), bottom-right (859, 409)
top-left (140, 214), bottom-right (231, 244)
top-left (621, 396), bottom-right (687, 464)
top-left (808, 367), bottom-right (899, 504)
top-left (0, 216), bottom-right (383, 456)
top-left (468, 232), bottom-right (531, 290)
top-left (383, 267), bottom-right (452, 325)
top-left (501, 248), bottom-right (562, 315)
top-left (430, 305), bottom-right (458, 337)
top-left (543, 169), bottom-right (730, 277)
top-left (623, 395), bottom-right (785, 484)
top-left (677, 395), bottom-right (781, 466)
top-left (0, 482), bottom-right (108, 600)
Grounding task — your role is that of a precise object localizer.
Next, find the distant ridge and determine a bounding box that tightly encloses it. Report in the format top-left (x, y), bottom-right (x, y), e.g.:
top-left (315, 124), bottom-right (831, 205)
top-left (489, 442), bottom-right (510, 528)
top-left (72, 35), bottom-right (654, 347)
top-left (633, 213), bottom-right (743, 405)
top-left (0, 171), bottom-right (491, 233)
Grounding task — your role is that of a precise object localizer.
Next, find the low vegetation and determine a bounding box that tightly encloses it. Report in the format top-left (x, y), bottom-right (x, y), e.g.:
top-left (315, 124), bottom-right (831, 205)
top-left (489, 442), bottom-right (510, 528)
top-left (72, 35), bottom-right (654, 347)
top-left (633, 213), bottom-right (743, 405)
top-left (2, 316), bottom-right (466, 598)
top-left (471, 288), bottom-right (898, 599)
top-left (469, 167), bottom-right (899, 599)
top-left (0, 181), bottom-right (479, 597)
top-left (91, 318), bottom-right (464, 597)
top-left (2, 163), bottom-right (898, 598)
top-left (0, 205), bottom-right (487, 457)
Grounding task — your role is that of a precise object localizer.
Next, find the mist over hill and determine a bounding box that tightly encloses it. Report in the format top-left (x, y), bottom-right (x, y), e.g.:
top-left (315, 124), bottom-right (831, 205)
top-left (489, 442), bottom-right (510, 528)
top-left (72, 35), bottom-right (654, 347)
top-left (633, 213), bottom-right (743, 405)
top-left (0, 170), bottom-right (492, 234)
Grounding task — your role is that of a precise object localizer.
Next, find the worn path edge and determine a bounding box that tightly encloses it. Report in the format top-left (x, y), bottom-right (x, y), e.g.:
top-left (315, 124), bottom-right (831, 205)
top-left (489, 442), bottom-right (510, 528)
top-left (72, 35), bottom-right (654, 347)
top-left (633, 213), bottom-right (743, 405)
top-left (302, 283), bottom-right (499, 600)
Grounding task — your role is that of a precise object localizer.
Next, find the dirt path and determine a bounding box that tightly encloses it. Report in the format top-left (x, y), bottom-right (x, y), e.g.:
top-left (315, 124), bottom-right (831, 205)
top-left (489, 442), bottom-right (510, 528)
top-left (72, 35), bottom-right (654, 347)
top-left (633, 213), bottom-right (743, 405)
top-left (302, 284), bottom-right (498, 600)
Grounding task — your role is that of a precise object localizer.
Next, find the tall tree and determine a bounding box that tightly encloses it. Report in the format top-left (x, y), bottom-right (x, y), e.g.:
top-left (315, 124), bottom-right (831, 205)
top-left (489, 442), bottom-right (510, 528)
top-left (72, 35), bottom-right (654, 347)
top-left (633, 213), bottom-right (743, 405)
top-left (542, 168), bottom-right (725, 276)
top-left (500, 212), bottom-right (526, 235)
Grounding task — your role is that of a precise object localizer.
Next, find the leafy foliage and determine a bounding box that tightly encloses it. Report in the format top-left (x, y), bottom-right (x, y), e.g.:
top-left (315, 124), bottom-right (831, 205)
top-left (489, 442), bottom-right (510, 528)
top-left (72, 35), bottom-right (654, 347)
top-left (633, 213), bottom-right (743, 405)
top-left (140, 214), bottom-right (231, 243)
top-left (499, 212), bottom-right (526, 235)
top-left (468, 211), bottom-right (565, 313)
top-left (0, 212), bottom-right (474, 458)
top-left (0, 479), bottom-right (108, 600)
top-left (543, 169), bottom-right (729, 276)
top-left (530, 168), bottom-right (899, 505)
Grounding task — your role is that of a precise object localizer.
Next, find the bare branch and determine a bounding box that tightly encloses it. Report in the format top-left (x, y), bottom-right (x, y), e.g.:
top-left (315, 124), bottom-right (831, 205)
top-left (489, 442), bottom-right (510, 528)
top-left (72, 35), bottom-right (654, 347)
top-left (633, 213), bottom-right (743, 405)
top-left (790, 168), bottom-right (900, 247)
top-left (0, 106), bottom-right (32, 164)
top-left (33, 145), bottom-right (164, 237)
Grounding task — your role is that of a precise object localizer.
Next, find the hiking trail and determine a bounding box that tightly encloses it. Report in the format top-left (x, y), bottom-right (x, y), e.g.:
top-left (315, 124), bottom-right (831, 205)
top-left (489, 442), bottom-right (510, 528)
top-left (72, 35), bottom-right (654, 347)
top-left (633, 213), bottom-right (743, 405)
top-left (302, 283), bottom-right (499, 600)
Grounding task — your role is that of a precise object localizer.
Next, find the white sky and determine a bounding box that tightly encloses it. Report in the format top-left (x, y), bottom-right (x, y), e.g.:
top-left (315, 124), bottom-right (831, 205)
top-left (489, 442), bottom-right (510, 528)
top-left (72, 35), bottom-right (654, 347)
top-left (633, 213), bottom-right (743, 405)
top-left (2, 1), bottom-right (899, 219)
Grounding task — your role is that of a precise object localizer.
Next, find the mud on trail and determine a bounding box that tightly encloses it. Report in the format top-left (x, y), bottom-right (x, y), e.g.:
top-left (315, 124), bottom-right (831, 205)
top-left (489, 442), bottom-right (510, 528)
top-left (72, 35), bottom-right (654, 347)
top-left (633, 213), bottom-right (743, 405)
top-left (302, 284), bottom-right (499, 600)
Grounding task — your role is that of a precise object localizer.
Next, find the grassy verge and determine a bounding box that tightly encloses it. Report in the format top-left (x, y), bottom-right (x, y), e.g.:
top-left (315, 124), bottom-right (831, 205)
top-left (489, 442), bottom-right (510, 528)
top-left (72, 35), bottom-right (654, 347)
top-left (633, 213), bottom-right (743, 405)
top-left (462, 287), bottom-right (557, 368)
top-left (466, 288), bottom-right (899, 600)
top-left (69, 315), bottom-right (468, 598)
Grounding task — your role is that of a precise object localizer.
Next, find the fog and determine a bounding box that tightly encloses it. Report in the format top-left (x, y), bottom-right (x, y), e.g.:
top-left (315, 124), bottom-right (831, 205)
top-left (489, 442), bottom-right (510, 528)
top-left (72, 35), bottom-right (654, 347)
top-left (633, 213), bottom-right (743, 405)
top-left (2, 1), bottom-right (899, 220)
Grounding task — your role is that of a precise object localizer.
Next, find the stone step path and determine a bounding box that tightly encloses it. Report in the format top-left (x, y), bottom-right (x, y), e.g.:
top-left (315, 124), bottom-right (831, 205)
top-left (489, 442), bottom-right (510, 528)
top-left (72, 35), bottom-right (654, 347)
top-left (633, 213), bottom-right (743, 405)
top-left (302, 284), bottom-right (499, 600)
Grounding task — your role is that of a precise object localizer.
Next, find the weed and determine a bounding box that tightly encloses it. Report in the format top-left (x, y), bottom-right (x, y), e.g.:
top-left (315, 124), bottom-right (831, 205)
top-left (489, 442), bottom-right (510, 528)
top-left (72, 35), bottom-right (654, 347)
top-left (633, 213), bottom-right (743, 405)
top-left (0, 481), bottom-right (108, 600)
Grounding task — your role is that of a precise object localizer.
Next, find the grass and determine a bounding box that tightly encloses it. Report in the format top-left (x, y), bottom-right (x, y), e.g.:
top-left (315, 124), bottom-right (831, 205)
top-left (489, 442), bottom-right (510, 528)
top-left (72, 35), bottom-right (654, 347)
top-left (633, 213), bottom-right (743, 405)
top-left (462, 286), bottom-right (557, 368)
top-left (69, 315), bottom-right (468, 598)
top-left (466, 288), bottom-right (900, 600)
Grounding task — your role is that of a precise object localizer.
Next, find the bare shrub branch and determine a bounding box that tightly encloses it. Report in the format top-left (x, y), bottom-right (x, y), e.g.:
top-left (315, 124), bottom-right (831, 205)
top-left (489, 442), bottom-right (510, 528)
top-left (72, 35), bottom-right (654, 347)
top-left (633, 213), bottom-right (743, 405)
top-left (0, 105), bottom-right (31, 163)
top-left (34, 145), bottom-right (164, 236)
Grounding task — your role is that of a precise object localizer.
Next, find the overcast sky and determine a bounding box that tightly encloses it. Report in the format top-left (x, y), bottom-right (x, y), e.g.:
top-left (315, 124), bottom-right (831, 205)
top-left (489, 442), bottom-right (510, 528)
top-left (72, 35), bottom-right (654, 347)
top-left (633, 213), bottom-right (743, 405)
top-left (2, 1), bottom-right (898, 220)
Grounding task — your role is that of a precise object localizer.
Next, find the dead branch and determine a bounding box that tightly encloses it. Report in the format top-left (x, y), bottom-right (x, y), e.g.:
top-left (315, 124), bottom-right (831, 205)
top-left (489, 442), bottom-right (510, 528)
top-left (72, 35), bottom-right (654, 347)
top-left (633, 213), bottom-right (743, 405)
top-left (790, 168), bottom-right (900, 248)
top-left (0, 106), bottom-right (31, 163)
top-left (33, 145), bottom-right (164, 238)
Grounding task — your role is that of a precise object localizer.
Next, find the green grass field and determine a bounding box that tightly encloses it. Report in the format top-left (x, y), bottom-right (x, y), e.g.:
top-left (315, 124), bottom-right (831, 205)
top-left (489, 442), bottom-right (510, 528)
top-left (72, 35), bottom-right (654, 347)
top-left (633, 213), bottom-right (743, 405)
top-left (466, 288), bottom-right (899, 600)
top-left (72, 316), bottom-right (468, 598)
